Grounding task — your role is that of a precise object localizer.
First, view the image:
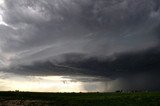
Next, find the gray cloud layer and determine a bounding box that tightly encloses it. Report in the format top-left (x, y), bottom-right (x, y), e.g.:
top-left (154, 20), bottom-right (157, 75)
top-left (0, 0), bottom-right (160, 91)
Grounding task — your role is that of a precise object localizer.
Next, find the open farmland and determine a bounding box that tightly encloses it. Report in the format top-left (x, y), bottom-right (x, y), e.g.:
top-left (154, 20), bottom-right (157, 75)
top-left (0, 91), bottom-right (160, 106)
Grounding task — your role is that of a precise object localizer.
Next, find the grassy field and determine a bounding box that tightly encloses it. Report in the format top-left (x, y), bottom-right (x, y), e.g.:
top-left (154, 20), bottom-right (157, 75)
top-left (0, 91), bottom-right (160, 106)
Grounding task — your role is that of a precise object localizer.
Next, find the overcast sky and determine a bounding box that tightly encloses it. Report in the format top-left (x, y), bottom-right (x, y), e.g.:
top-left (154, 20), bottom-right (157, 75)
top-left (0, 0), bottom-right (160, 92)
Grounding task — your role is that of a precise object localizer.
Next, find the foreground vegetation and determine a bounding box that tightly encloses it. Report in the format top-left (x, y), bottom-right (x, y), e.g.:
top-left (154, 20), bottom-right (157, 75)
top-left (0, 91), bottom-right (160, 106)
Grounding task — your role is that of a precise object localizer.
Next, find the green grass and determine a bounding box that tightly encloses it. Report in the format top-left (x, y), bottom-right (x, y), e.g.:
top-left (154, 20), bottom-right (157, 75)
top-left (0, 91), bottom-right (160, 106)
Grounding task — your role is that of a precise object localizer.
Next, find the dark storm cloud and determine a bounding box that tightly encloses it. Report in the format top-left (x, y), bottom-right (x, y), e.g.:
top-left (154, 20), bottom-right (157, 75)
top-left (4, 46), bottom-right (160, 90)
top-left (61, 47), bottom-right (160, 90)
top-left (7, 46), bottom-right (160, 76)
top-left (1, 0), bottom-right (159, 53)
top-left (0, 0), bottom-right (160, 91)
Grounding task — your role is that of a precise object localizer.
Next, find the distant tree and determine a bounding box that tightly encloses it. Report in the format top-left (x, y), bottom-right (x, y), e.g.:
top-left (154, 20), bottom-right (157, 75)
top-left (15, 90), bottom-right (20, 92)
top-left (115, 90), bottom-right (123, 93)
